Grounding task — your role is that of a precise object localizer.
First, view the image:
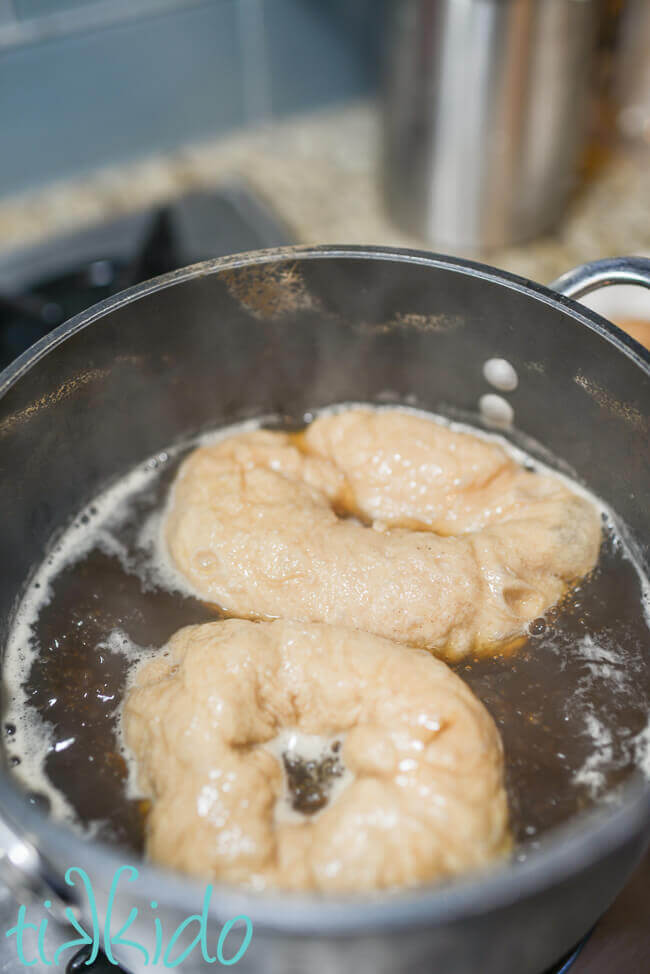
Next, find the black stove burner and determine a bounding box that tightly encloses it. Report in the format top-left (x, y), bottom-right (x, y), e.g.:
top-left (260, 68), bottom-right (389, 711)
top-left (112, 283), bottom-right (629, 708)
top-left (67, 945), bottom-right (116, 974)
top-left (0, 183), bottom-right (293, 370)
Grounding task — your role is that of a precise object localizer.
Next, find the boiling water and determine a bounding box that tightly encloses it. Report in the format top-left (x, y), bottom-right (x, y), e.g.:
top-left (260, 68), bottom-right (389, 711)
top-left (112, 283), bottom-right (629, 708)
top-left (2, 407), bottom-right (649, 861)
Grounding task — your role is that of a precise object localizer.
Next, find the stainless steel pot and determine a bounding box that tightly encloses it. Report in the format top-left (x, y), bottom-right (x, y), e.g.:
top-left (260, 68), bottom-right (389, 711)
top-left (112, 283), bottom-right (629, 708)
top-left (0, 247), bottom-right (648, 974)
top-left (382, 0), bottom-right (600, 250)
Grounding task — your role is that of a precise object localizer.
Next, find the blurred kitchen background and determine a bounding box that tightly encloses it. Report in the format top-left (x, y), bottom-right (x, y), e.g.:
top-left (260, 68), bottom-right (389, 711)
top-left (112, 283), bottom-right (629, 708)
top-left (0, 0), bottom-right (649, 369)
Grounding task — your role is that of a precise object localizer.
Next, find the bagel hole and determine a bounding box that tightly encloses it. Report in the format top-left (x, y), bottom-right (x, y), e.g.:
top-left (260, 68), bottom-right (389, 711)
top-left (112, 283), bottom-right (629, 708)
top-left (267, 731), bottom-right (348, 818)
top-left (282, 743), bottom-right (344, 815)
top-left (287, 429), bottom-right (373, 527)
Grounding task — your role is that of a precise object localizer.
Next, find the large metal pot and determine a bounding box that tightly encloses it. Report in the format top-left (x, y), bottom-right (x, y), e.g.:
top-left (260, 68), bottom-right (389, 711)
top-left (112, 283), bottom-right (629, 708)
top-left (382, 0), bottom-right (600, 250)
top-left (0, 246), bottom-right (648, 974)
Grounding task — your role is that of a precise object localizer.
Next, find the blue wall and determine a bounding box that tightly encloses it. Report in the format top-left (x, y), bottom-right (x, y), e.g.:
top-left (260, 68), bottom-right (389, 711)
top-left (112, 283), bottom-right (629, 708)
top-left (0, 0), bottom-right (380, 196)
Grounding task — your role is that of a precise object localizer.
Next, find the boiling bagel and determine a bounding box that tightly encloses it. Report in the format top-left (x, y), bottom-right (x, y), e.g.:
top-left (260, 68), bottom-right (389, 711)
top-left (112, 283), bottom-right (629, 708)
top-left (123, 619), bottom-right (510, 892)
top-left (164, 409), bottom-right (601, 660)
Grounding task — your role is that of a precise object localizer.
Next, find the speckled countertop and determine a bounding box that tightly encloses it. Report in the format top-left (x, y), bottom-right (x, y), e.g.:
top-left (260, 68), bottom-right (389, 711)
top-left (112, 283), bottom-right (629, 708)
top-left (0, 101), bottom-right (648, 286)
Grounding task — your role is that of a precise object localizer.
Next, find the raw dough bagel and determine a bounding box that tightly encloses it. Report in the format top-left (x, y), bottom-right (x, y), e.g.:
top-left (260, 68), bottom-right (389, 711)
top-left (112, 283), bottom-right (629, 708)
top-left (123, 619), bottom-right (510, 892)
top-left (164, 409), bottom-right (601, 660)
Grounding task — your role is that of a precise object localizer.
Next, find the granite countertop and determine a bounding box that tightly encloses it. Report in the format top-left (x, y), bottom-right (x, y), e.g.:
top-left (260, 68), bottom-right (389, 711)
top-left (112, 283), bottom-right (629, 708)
top-left (0, 101), bottom-right (648, 287)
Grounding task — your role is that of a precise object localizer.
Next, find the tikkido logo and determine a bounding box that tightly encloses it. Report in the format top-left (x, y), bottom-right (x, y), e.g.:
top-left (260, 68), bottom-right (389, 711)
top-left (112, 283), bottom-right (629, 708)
top-left (6, 866), bottom-right (253, 967)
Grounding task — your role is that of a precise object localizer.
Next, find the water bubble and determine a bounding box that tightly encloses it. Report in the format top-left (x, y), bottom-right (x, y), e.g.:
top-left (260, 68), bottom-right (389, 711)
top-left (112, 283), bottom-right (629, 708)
top-left (482, 358), bottom-right (519, 392)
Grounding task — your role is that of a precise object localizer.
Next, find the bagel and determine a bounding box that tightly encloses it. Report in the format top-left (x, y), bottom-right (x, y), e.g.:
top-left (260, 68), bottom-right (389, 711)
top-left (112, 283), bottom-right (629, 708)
top-left (164, 409), bottom-right (601, 660)
top-left (122, 619), bottom-right (510, 892)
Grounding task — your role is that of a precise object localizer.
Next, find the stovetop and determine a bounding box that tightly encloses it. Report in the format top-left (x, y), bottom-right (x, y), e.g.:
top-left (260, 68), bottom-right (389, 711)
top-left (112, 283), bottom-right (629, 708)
top-left (0, 184), bottom-right (647, 972)
top-left (0, 181), bottom-right (294, 371)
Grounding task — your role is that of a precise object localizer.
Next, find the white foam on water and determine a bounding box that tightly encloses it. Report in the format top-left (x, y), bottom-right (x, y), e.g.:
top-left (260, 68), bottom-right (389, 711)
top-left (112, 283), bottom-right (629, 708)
top-left (573, 634), bottom-right (630, 694)
top-left (3, 459), bottom-right (170, 827)
top-left (99, 627), bottom-right (159, 672)
top-left (570, 631), bottom-right (650, 797)
top-left (573, 714), bottom-right (615, 794)
top-left (633, 722), bottom-right (650, 777)
top-left (4, 624), bottom-right (161, 829)
top-left (6, 454), bottom-right (166, 683)
top-left (3, 708), bottom-right (77, 826)
top-left (102, 628), bottom-right (166, 803)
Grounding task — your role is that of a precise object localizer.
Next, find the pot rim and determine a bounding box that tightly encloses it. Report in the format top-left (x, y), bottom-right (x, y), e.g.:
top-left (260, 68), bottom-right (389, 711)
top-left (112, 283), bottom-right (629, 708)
top-left (0, 243), bottom-right (648, 934)
top-left (2, 243), bottom-right (649, 396)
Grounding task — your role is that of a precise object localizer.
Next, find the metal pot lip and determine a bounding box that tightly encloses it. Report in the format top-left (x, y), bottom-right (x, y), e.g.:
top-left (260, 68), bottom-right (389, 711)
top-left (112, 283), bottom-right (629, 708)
top-left (0, 771), bottom-right (647, 934)
top-left (1, 244), bottom-right (649, 398)
top-left (0, 243), bottom-right (648, 932)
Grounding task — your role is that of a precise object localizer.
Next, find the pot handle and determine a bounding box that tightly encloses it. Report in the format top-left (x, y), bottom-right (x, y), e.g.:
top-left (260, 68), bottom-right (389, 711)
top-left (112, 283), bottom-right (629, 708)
top-left (550, 256), bottom-right (650, 300)
top-left (0, 813), bottom-right (79, 921)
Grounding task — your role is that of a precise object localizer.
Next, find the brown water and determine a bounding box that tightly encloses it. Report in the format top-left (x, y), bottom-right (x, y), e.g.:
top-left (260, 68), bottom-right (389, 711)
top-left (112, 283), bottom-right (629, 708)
top-left (2, 413), bottom-right (649, 862)
top-left (282, 741), bottom-right (344, 816)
